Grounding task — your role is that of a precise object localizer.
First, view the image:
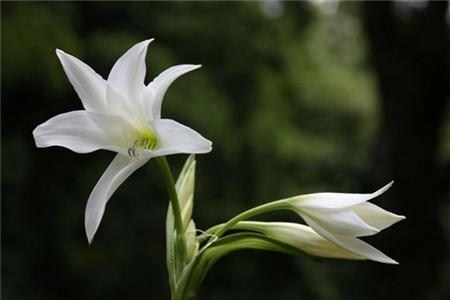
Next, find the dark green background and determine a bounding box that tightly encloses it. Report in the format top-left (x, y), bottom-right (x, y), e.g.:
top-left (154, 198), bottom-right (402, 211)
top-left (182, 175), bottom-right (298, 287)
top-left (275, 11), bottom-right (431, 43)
top-left (2, 1), bottom-right (449, 299)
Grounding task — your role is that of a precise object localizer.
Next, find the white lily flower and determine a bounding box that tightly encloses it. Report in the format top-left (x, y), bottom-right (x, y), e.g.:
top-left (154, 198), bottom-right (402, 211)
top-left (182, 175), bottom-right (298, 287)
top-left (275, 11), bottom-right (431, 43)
top-left (33, 39), bottom-right (212, 243)
top-left (285, 181), bottom-right (405, 264)
top-left (235, 221), bottom-right (364, 260)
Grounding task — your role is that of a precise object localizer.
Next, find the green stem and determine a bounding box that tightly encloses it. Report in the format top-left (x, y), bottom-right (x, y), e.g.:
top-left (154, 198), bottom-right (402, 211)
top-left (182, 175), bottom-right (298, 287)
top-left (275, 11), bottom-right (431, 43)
top-left (184, 199), bottom-right (289, 297)
top-left (156, 156), bottom-right (187, 282)
top-left (205, 199), bottom-right (288, 241)
top-left (156, 156), bottom-right (184, 234)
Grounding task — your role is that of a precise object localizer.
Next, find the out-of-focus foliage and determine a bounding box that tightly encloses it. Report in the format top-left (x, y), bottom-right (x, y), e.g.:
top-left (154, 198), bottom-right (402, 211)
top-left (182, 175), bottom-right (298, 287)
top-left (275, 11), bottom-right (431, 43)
top-left (2, 1), bottom-right (448, 300)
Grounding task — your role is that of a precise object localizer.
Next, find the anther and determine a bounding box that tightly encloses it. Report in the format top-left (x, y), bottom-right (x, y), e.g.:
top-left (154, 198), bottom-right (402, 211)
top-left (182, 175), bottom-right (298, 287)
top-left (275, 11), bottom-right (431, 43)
top-left (127, 140), bottom-right (138, 157)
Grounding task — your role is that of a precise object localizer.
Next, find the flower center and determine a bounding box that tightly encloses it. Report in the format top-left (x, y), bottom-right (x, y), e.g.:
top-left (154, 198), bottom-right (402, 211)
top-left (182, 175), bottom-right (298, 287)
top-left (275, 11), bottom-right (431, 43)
top-left (128, 128), bottom-right (158, 158)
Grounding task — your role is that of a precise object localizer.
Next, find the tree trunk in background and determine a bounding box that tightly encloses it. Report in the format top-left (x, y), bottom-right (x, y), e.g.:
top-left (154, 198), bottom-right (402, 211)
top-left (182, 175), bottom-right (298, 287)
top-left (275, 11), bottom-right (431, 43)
top-left (362, 1), bottom-right (449, 299)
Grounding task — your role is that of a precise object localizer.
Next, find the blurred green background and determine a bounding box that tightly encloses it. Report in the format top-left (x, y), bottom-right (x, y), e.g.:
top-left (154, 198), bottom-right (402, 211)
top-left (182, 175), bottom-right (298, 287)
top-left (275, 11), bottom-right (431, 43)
top-left (2, 1), bottom-right (450, 299)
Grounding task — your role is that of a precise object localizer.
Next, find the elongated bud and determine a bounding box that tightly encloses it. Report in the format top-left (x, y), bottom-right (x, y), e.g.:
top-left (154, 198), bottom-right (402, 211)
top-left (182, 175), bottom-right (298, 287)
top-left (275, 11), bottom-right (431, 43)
top-left (176, 154), bottom-right (196, 230)
top-left (234, 221), bottom-right (364, 260)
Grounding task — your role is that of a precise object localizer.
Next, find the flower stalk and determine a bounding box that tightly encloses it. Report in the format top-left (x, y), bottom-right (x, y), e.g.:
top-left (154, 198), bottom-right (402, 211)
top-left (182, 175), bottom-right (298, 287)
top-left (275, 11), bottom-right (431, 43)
top-left (157, 157), bottom-right (184, 235)
top-left (157, 156), bottom-right (188, 281)
top-left (203, 199), bottom-right (288, 241)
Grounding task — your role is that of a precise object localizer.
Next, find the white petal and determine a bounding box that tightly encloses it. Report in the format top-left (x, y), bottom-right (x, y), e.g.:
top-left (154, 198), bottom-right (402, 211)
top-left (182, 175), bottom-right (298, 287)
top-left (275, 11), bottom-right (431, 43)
top-left (106, 83), bottom-right (146, 123)
top-left (32, 111), bottom-right (136, 156)
top-left (107, 39), bottom-right (153, 110)
top-left (335, 235), bottom-right (398, 264)
top-left (85, 154), bottom-right (150, 243)
top-left (56, 49), bottom-right (107, 113)
top-left (145, 65), bottom-right (201, 120)
top-left (299, 208), bottom-right (379, 237)
top-left (244, 222), bottom-right (364, 260)
top-left (352, 202), bottom-right (406, 231)
top-left (290, 182), bottom-right (393, 211)
top-left (149, 119), bottom-right (212, 156)
top-left (301, 215), bottom-right (397, 264)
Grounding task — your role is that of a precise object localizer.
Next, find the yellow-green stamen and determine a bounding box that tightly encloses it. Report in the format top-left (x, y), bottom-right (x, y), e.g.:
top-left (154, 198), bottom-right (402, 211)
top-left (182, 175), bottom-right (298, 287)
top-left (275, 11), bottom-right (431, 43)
top-left (128, 128), bottom-right (158, 157)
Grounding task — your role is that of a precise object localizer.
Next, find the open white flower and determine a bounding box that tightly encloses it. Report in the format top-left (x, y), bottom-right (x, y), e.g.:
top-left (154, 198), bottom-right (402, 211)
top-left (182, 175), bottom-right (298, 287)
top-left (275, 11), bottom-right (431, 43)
top-left (285, 182), bottom-right (405, 264)
top-left (33, 39), bottom-right (212, 243)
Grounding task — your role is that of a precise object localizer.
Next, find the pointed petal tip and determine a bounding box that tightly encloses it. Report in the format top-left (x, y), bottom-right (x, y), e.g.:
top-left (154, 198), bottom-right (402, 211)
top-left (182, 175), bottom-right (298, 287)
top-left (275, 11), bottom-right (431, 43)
top-left (87, 235), bottom-right (94, 245)
top-left (181, 64), bottom-right (202, 71)
top-left (85, 220), bottom-right (96, 245)
top-left (368, 256), bottom-right (398, 264)
top-left (381, 180), bottom-right (394, 192)
top-left (190, 64), bottom-right (202, 71)
top-left (55, 48), bottom-right (71, 58)
top-left (390, 214), bottom-right (406, 224)
top-left (382, 257), bottom-right (399, 265)
top-left (55, 49), bottom-right (75, 65)
top-left (139, 39), bottom-right (154, 49)
top-left (369, 251), bottom-right (398, 265)
top-left (136, 38), bottom-right (154, 50)
top-left (365, 249), bottom-right (399, 265)
top-left (84, 205), bottom-right (101, 246)
top-left (55, 49), bottom-right (66, 59)
top-left (386, 180), bottom-right (394, 189)
top-left (371, 181), bottom-right (395, 198)
top-left (85, 215), bottom-right (99, 245)
top-left (201, 141), bottom-right (213, 154)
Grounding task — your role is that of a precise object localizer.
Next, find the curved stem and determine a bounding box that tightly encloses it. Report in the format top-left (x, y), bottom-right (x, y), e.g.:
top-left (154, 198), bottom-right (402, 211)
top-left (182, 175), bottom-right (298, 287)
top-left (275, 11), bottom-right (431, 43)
top-left (206, 199), bottom-right (288, 241)
top-left (185, 199), bottom-right (290, 296)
